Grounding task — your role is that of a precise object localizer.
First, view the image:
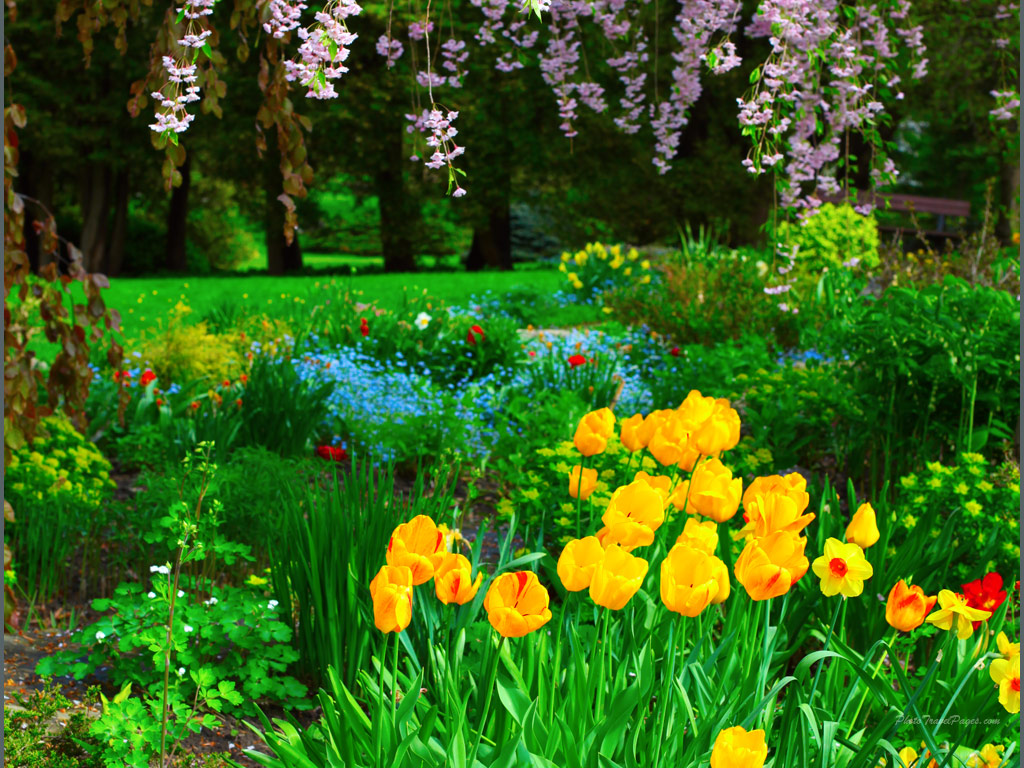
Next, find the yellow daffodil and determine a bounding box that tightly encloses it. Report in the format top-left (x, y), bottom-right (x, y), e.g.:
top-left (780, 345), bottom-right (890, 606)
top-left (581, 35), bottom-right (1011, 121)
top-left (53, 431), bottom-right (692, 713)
top-left (811, 538), bottom-right (873, 598)
top-left (926, 590), bottom-right (992, 639)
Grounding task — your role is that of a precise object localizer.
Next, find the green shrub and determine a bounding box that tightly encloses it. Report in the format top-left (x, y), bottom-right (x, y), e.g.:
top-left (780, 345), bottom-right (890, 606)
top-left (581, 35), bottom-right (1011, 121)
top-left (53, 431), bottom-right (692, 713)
top-left (6, 414), bottom-right (115, 509)
top-left (558, 242), bottom-right (651, 297)
top-left (890, 454), bottom-right (1020, 582)
top-left (777, 203), bottom-right (881, 275)
top-left (130, 303), bottom-right (244, 387)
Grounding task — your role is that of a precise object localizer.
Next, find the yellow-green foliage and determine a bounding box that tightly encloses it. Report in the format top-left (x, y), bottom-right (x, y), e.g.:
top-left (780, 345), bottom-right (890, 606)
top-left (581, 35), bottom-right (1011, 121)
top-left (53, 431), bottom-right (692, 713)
top-left (777, 203), bottom-right (881, 276)
top-left (129, 303), bottom-right (293, 386)
top-left (7, 415), bottom-right (115, 508)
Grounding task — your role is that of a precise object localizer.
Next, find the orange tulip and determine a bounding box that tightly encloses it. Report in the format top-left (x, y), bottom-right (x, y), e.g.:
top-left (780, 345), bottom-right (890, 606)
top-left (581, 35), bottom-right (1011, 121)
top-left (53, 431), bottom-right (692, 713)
top-left (484, 571), bottom-right (553, 637)
top-left (647, 412), bottom-right (690, 467)
top-left (557, 537), bottom-right (605, 592)
top-left (434, 553), bottom-right (483, 605)
top-left (386, 515), bottom-right (447, 585)
top-left (369, 565), bottom-right (414, 633)
top-left (734, 531), bottom-right (809, 601)
top-left (885, 580), bottom-right (937, 632)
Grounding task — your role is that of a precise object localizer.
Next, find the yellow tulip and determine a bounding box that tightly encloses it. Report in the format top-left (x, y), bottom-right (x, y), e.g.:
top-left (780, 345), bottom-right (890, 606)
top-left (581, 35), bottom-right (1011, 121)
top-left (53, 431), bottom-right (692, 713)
top-left (811, 538), bottom-right (873, 598)
top-left (675, 518), bottom-right (718, 555)
top-left (734, 531), bottom-right (809, 601)
top-left (926, 589), bottom-right (992, 639)
top-left (434, 553), bottom-right (483, 605)
top-left (672, 458), bottom-right (741, 522)
top-left (589, 544), bottom-right (649, 610)
top-left (574, 408), bottom-right (616, 457)
top-left (386, 515), bottom-right (447, 585)
top-left (557, 537), bottom-right (605, 592)
top-left (568, 465), bottom-right (598, 500)
top-left (742, 474), bottom-right (810, 522)
top-left (600, 480), bottom-right (666, 550)
top-left (845, 502), bottom-right (880, 549)
top-left (620, 413), bottom-right (646, 452)
top-left (710, 726), bottom-right (767, 768)
top-left (633, 470), bottom-right (672, 503)
top-left (369, 565), bottom-right (414, 633)
top-left (884, 580), bottom-right (937, 632)
top-left (484, 571), bottom-right (552, 638)
top-left (660, 544), bottom-right (721, 616)
top-left (648, 413), bottom-right (690, 467)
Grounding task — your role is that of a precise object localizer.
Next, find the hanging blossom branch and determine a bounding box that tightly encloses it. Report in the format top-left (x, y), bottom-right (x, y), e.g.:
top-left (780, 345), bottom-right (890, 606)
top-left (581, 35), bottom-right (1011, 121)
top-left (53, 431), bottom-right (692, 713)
top-left (988, 3), bottom-right (1019, 123)
top-left (739, 0), bottom-right (927, 213)
top-left (149, 0), bottom-right (217, 139)
top-left (282, 0), bottom-right (362, 99)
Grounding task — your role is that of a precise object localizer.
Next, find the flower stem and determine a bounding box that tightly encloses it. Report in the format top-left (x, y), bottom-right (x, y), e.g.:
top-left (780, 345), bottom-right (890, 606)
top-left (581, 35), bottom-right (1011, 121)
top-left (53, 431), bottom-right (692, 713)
top-left (845, 628), bottom-right (896, 737)
top-left (809, 597), bottom-right (844, 705)
top-left (595, 608), bottom-right (612, 718)
top-left (469, 635), bottom-right (505, 768)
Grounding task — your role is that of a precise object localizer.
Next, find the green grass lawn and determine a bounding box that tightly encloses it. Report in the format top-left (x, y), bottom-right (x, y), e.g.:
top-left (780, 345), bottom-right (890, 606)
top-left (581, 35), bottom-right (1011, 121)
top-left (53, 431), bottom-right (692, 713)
top-left (100, 267), bottom-right (564, 340)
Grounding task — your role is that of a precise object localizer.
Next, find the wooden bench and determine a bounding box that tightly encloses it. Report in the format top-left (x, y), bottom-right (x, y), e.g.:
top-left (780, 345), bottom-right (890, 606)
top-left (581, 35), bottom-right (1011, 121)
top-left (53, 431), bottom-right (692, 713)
top-left (826, 191), bottom-right (971, 239)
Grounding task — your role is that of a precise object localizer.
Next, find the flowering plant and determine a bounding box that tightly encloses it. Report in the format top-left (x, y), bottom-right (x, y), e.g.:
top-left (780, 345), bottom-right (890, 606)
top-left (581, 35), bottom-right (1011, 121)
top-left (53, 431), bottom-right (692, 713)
top-left (559, 242), bottom-right (650, 299)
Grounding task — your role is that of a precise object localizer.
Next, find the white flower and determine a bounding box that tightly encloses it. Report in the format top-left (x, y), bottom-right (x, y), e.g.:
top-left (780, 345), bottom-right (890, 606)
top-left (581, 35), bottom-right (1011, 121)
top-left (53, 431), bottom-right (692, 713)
top-left (149, 565), bottom-right (159, 573)
top-left (204, 597), bottom-right (219, 606)
top-left (95, 631), bottom-right (106, 641)
top-left (267, 600), bottom-right (279, 610)
top-left (177, 667), bottom-right (186, 677)
top-left (177, 590), bottom-right (185, 598)
top-left (183, 624), bottom-right (194, 633)
top-left (414, 312), bottom-right (432, 329)
top-left (148, 592), bottom-right (157, 599)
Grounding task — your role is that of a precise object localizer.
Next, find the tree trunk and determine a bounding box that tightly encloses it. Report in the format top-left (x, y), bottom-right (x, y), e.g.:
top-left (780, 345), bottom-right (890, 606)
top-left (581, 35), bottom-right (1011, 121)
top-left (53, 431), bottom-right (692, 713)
top-left (466, 205), bottom-right (512, 271)
top-left (79, 161), bottom-right (111, 273)
top-left (20, 151), bottom-right (56, 273)
top-left (376, 108), bottom-right (420, 273)
top-left (265, 137), bottom-right (304, 276)
top-left (165, 153), bottom-right (191, 272)
top-left (107, 169), bottom-right (129, 277)
top-left (997, 161), bottom-right (1019, 241)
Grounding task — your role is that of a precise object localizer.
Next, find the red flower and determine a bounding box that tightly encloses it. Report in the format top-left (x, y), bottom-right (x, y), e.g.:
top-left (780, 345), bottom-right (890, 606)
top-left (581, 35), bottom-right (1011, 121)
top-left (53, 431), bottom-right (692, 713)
top-left (140, 369), bottom-right (157, 387)
top-left (113, 371), bottom-right (121, 383)
top-left (568, 354), bottom-right (587, 368)
top-left (315, 445), bottom-right (348, 462)
top-left (235, 398), bottom-right (243, 408)
top-left (155, 398), bottom-right (164, 406)
top-left (670, 347), bottom-right (680, 357)
top-left (467, 324), bottom-right (485, 346)
top-left (962, 572), bottom-right (1007, 628)
top-left (360, 317), bottom-right (370, 337)
top-left (190, 401), bottom-right (200, 411)
top-left (528, 351), bottom-right (536, 357)
top-left (240, 373), bottom-right (249, 385)
top-left (222, 379), bottom-right (231, 388)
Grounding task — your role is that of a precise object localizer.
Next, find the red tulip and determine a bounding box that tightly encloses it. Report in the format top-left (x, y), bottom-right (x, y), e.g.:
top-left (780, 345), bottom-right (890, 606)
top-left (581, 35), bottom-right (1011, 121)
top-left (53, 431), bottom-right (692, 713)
top-left (670, 347), bottom-right (680, 357)
top-left (360, 317), bottom-right (369, 337)
top-left (315, 445), bottom-right (348, 462)
top-left (962, 572), bottom-right (1007, 628)
top-left (467, 324), bottom-right (485, 345)
top-left (140, 369), bottom-right (157, 387)
top-left (568, 354), bottom-right (587, 368)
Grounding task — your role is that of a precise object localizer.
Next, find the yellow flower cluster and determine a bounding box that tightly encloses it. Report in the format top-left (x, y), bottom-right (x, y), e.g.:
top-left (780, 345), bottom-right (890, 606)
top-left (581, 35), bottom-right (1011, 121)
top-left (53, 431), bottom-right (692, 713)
top-left (7, 415), bottom-right (115, 509)
top-left (558, 242), bottom-right (651, 292)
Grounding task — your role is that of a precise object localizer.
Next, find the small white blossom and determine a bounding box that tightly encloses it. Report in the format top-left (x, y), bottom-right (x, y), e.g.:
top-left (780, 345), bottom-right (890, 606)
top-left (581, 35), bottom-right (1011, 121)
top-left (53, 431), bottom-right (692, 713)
top-left (184, 624), bottom-right (194, 633)
top-left (414, 312), bottom-right (432, 330)
top-left (95, 631), bottom-right (106, 641)
top-left (177, 667), bottom-right (186, 677)
top-left (148, 592), bottom-right (157, 599)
